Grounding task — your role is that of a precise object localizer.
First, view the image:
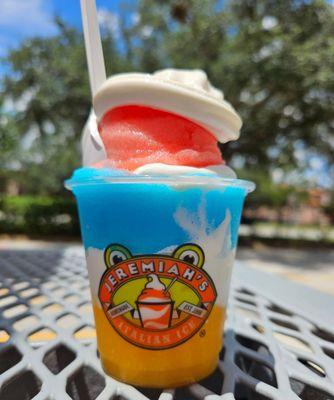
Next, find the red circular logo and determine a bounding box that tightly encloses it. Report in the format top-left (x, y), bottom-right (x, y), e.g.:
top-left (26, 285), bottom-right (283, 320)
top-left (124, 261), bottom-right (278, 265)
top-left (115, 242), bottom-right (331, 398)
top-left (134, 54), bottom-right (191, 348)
top-left (98, 243), bottom-right (217, 350)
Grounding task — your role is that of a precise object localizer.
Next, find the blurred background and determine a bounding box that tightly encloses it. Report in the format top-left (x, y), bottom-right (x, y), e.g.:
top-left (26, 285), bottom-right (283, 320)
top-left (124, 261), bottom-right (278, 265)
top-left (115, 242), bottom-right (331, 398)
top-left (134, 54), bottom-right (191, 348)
top-left (0, 0), bottom-right (333, 292)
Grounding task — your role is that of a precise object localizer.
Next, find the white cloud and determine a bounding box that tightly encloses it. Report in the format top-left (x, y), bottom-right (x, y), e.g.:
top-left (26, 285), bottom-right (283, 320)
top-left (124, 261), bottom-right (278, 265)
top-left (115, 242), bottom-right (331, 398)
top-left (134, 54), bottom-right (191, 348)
top-left (283, 105), bottom-right (295, 116)
top-left (131, 12), bottom-right (140, 25)
top-left (262, 16), bottom-right (278, 30)
top-left (240, 90), bottom-right (251, 103)
top-left (22, 125), bottom-right (39, 150)
top-left (2, 88), bottom-right (36, 114)
top-left (255, 39), bottom-right (283, 61)
top-left (309, 156), bottom-right (324, 171)
top-left (97, 8), bottom-right (120, 37)
top-left (0, 0), bottom-right (57, 58)
top-left (0, 0), bottom-right (56, 36)
top-left (141, 25), bottom-right (153, 38)
top-left (272, 168), bottom-right (284, 184)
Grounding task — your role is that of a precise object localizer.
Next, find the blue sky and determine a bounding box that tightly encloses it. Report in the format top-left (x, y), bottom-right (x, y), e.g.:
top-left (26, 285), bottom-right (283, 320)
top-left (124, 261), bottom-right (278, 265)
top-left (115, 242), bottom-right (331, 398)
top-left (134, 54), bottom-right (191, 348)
top-left (0, 0), bottom-right (128, 62)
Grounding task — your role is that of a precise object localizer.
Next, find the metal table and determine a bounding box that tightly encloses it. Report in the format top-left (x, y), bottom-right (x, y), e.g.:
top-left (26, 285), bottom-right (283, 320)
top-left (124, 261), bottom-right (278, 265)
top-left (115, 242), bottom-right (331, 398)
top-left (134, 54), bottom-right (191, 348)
top-left (0, 247), bottom-right (334, 400)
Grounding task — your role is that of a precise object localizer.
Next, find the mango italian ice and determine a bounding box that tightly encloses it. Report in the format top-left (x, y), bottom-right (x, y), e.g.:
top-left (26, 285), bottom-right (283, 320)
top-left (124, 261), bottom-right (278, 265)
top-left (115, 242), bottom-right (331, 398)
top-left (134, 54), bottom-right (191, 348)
top-left (67, 68), bottom-right (254, 388)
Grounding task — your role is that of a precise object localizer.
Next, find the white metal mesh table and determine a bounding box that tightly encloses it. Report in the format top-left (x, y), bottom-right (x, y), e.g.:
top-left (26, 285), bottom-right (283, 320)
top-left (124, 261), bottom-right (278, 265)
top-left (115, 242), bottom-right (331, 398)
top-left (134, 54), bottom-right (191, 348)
top-left (0, 247), bottom-right (334, 400)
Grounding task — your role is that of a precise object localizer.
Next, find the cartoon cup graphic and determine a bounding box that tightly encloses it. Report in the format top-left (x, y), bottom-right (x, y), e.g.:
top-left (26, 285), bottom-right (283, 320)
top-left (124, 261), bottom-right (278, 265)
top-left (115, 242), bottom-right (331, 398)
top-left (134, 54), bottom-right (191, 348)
top-left (136, 274), bottom-right (175, 329)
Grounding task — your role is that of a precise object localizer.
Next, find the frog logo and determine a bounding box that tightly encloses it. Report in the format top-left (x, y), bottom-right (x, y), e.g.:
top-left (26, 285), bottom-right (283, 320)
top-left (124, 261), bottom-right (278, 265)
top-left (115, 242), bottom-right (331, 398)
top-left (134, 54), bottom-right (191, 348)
top-left (98, 243), bottom-right (217, 350)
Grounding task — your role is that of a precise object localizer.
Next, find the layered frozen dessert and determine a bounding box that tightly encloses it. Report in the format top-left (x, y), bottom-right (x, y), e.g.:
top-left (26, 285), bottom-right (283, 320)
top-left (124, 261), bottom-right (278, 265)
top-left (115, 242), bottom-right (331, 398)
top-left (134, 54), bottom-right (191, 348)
top-left (67, 68), bottom-right (254, 387)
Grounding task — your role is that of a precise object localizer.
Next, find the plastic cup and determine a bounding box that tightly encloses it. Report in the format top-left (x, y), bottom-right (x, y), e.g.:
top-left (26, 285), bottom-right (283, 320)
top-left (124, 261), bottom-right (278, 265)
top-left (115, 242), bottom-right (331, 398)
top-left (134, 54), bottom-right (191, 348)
top-left (66, 173), bottom-right (254, 388)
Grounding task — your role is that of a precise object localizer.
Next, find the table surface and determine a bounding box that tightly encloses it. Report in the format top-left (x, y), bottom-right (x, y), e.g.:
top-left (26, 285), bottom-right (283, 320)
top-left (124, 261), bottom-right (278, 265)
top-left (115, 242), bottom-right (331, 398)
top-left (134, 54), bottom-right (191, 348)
top-left (0, 247), bottom-right (333, 400)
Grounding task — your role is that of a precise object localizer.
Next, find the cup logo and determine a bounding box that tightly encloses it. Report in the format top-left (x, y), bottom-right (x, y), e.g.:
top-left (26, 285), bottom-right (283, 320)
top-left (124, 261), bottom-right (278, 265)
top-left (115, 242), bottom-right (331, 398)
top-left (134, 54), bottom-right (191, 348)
top-left (98, 243), bottom-right (217, 350)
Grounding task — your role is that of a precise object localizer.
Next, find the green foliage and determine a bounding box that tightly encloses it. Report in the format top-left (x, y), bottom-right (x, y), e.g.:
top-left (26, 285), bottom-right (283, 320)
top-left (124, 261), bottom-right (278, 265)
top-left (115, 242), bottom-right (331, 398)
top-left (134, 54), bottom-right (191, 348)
top-left (0, 196), bottom-right (79, 235)
top-left (125, 0), bottom-right (334, 172)
top-left (0, 19), bottom-right (133, 195)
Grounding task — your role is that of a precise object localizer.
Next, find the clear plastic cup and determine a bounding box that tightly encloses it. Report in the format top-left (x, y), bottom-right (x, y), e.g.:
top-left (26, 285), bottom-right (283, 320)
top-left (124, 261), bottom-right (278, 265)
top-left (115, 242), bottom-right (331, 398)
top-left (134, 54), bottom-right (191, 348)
top-left (66, 172), bottom-right (254, 388)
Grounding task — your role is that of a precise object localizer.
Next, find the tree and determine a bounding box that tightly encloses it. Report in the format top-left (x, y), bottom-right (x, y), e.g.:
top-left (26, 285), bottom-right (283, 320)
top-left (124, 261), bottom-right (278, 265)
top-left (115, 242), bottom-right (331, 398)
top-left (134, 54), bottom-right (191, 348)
top-left (0, 18), bottom-right (132, 195)
top-left (126, 0), bottom-right (334, 177)
top-left (1, 1), bottom-right (334, 197)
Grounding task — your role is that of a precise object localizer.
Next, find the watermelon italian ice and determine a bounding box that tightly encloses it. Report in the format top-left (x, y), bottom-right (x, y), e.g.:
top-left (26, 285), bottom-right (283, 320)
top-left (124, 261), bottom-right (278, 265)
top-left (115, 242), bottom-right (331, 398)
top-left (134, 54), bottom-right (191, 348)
top-left (87, 69), bottom-right (242, 176)
top-left (95, 105), bottom-right (223, 171)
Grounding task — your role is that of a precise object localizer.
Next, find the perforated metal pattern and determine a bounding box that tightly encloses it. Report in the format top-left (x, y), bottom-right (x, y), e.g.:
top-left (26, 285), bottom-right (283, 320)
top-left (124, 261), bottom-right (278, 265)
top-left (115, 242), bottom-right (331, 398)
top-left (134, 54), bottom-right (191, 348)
top-left (0, 247), bottom-right (333, 400)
